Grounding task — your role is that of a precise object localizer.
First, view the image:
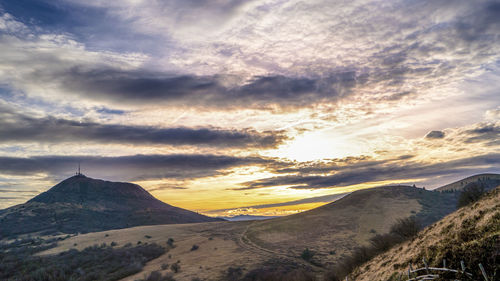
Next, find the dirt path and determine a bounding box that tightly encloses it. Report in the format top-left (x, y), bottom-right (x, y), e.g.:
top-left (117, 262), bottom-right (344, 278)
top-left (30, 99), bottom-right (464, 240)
top-left (236, 221), bottom-right (324, 273)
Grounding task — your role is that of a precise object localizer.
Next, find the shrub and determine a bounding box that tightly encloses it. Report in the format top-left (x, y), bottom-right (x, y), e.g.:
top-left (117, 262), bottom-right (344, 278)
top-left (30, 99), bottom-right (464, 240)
top-left (191, 244), bottom-right (199, 251)
top-left (301, 248), bottom-right (315, 261)
top-left (167, 238), bottom-right (174, 247)
top-left (241, 265), bottom-right (316, 281)
top-left (171, 262), bottom-right (180, 273)
top-left (161, 263), bottom-right (169, 270)
top-left (224, 266), bottom-right (244, 281)
top-left (390, 217), bottom-right (421, 239)
top-left (457, 183), bottom-right (485, 208)
top-left (145, 235), bottom-right (152, 239)
top-left (324, 216), bottom-right (421, 280)
top-left (138, 270), bottom-right (176, 281)
top-left (111, 241), bottom-right (118, 246)
top-left (0, 242), bottom-right (165, 281)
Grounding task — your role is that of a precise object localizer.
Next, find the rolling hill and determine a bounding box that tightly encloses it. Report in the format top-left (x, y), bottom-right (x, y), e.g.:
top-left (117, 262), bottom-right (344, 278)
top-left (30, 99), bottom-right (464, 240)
top-left (0, 174), bottom-right (220, 238)
top-left (242, 185), bottom-right (459, 267)
top-left (349, 185), bottom-right (500, 281)
top-left (436, 173), bottom-right (500, 192)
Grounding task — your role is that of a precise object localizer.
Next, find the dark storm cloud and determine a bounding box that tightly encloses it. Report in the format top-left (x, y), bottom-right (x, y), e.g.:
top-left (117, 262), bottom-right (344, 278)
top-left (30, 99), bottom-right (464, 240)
top-left (0, 154), bottom-right (273, 182)
top-left (237, 154), bottom-right (500, 190)
top-left (35, 67), bottom-right (358, 108)
top-left (425, 130), bottom-right (445, 139)
top-left (0, 109), bottom-right (285, 148)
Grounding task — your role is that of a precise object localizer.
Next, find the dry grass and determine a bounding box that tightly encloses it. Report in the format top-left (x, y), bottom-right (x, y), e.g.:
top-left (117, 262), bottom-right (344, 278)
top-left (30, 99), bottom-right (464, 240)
top-left (350, 186), bottom-right (500, 281)
top-left (38, 221), bottom-right (267, 281)
top-left (244, 186), bottom-right (423, 267)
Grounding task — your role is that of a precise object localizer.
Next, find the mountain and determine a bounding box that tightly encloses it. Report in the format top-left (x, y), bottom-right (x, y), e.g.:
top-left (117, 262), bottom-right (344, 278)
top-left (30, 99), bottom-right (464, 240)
top-left (242, 185), bottom-right (459, 267)
top-left (349, 185), bottom-right (500, 281)
top-left (436, 173), bottom-right (500, 192)
top-left (0, 175), bottom-right (221, 238)
top-left (218, 214), bottom-right (280, 221)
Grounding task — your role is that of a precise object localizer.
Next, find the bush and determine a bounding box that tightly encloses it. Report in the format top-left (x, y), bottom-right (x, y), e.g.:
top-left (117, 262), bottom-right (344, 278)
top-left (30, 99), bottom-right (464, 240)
top-left (324, 216), bottom-right (421, 280)
top-left (161, 263), bottom-right (169, 270)
top-left (138, 270), bottom-right (176, 281)
top-left (111, 241), bottom-right (118, 246)
top-left (0, 242), bottom-right (166, 281)
top-left (167, 238), bottom-right (174, 247)
top-left (171, 262), bottom-right (180, 273)
top-left (457, 183), bottom-right (485, 208)
top-left (241, 265), bottom-right (316, 281)
top-left (301, 248), bottom-right (315, 261)
top-left (223, 266), bottom-right (244, 281)
top-left (191, 244), bottom-right (199, 251)
top-left (390, 217), bottom-right (421, 239)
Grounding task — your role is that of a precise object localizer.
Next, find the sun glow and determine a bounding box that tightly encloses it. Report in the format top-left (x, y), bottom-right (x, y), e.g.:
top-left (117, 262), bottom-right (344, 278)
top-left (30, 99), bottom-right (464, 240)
top-left (269, 129), bottom-right (366, 161)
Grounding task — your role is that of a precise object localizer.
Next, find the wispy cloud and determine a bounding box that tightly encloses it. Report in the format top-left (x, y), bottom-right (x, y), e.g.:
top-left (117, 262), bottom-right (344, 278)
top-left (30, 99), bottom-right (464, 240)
top-left (238, 154), bottom-right (500, 190)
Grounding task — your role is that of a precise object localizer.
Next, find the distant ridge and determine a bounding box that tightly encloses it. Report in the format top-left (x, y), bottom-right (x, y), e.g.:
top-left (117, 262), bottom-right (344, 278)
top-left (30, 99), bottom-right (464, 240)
top-left (0, 175), bottom-right (221, 238)
top-left (435, 173), bottom-right (500, 192)
top-left (218, 214), bottom-right (280, 221)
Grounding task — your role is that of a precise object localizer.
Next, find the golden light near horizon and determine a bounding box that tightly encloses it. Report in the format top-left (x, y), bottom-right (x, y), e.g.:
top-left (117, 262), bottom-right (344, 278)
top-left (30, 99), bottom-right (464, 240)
top-left (0, 0), bottom-right (499, 216)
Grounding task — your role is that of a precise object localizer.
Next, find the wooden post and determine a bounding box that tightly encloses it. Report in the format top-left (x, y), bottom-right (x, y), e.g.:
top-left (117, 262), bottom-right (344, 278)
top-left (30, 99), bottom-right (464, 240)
top-left (479, 263), bottom-right (489, 281)
top-left (442, 259), bottom-right (446, 268)
top-left (460, 260), bottom-right (466, 272)
top-left (423, 257), bottom-right (429, 274)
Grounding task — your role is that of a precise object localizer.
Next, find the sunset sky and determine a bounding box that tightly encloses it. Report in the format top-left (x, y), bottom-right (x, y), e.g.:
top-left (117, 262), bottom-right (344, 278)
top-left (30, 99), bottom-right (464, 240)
top-left (0, 0), bottom-right (499, 216)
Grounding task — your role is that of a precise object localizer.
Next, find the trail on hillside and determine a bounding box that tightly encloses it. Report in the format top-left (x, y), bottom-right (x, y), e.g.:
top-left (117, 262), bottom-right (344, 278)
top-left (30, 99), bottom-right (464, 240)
top-left (236, 221), bottom-right (324, 273)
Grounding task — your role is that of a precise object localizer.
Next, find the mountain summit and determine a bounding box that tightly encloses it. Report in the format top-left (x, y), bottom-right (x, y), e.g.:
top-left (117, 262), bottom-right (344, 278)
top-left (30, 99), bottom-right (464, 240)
top-left (0, 175), bottom-right (221, 238)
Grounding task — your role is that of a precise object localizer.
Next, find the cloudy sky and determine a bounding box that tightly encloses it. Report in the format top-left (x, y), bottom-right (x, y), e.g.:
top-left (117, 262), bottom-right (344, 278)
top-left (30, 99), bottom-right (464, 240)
top-left (0, 0), bottom-right (499, 216)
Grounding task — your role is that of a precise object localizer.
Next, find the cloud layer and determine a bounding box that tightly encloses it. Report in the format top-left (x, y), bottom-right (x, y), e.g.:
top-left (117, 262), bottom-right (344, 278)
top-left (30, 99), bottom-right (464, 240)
top-left (0, 106), bottom-right (285, 148)
top-left (0, 154), bottom-right (273, 182)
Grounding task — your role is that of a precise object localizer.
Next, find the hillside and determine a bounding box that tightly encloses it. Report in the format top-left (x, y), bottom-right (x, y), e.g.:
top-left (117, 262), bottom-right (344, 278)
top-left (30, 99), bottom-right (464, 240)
top-left (242, 185), bottom-right (458, 267)
top-left (0, 175), bottom-right (220, 238)
top-left (436, 173), bottom-right (500, 192)
top-left (350, 186), bottom-right (500, 281)
top-left (12, 178), bottom-right (480, 281)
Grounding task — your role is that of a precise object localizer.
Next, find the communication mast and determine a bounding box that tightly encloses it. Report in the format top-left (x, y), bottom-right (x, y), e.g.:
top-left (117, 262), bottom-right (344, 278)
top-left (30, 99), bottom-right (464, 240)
top-left (76, 162), bottom-right (82, 176)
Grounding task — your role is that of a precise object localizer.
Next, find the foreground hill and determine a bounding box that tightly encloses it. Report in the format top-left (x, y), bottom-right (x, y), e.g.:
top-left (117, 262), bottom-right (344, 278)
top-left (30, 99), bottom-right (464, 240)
top-left (436, 173), bottom-right (500, 192)
top-left (350, 186), bottom-right (500, 281)
top-left (0, 175), bottom-right (220, 238)
top-left (242, 185), bottom-right (458, 267)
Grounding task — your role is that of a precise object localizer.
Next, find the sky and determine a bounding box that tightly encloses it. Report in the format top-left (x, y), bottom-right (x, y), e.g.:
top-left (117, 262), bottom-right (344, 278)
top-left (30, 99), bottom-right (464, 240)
top-left (0, 0), bottom-right (499, 217)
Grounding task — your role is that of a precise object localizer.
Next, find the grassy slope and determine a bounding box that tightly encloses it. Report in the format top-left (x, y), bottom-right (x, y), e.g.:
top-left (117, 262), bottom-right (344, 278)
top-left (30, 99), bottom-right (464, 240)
top-left (350, 186), bottom-right (500, 281)
top-left (436, 173), bottom-right (500, 192)
top-left (37, 221), bottom-right (270, 281)
top-left (244, 186), bottom-right (457, 267)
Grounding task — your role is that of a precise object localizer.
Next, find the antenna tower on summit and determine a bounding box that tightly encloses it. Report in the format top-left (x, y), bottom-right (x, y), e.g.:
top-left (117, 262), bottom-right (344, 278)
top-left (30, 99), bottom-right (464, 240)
top-left (76, 162), bottom-right (82, 176)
